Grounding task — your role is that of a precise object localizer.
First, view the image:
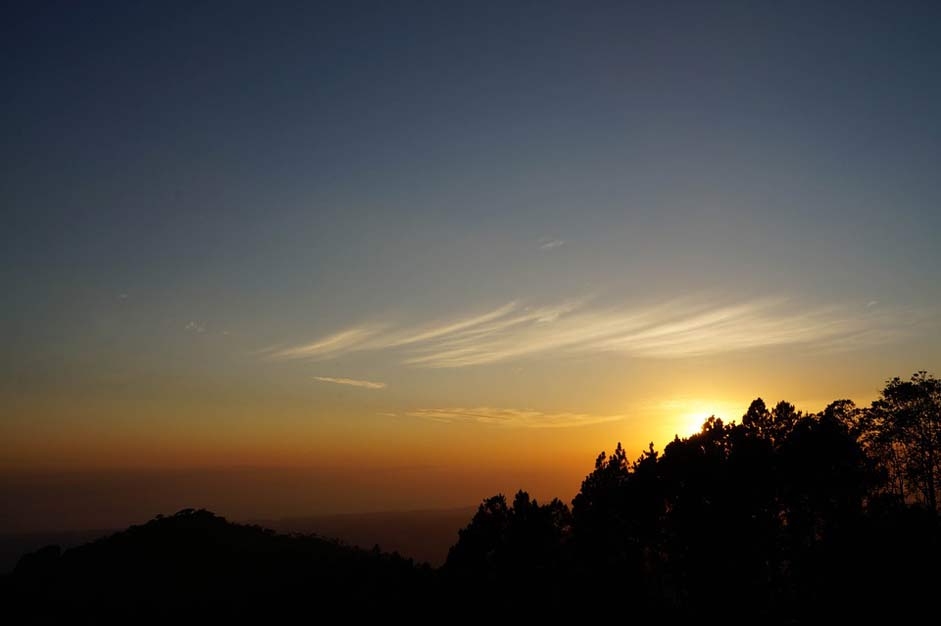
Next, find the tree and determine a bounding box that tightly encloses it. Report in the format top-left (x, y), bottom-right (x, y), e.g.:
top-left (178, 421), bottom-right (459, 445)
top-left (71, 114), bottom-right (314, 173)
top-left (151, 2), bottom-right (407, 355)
top-left (771, 400), bottom-right (801, 443)
top-left (743, 397), bottom-right (802, 445)
top-left (443, 494), bottom-right (510, 578)
top-left (867, 372), bottom-right (941, 512)
top-left (742, 397), bottom-right (772, 437)
top-left (443, 491), bottom-right (571, 585)
top-left (820, 399), bottom-right (862, 433)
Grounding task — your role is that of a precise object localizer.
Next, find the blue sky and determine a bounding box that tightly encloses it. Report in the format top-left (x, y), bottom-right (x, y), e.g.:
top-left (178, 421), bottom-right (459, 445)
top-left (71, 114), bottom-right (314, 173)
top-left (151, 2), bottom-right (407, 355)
top-left (2, 2), bottom-right (940, 494)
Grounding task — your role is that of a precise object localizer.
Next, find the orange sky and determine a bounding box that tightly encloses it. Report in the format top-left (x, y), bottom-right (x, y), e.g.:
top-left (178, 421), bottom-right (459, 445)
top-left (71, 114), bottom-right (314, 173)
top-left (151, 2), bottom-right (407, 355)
top-left (3, 2), bottom-right (941, 532)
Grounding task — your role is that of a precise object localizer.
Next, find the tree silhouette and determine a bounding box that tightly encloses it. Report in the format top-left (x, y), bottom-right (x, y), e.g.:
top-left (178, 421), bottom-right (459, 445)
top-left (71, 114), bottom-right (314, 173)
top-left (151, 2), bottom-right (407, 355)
top-left (866, 372), bottom-right (941, 511)
top-left (5, 372), bottom-right (941, 622)
top-left (441, 372), bottom-right (941, 619)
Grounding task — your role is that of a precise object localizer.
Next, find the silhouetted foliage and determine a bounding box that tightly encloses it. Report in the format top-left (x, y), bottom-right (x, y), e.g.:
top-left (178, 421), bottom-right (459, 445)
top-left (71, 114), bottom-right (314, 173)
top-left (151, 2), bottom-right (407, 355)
top-left (865, 371), bottom-right (941, 511)
top-left (443, 371), bottom-right (941, 620)
top-left (4, 372), bottom-right (941, 622)
top-left (443, 491), bottom-right (570, 593)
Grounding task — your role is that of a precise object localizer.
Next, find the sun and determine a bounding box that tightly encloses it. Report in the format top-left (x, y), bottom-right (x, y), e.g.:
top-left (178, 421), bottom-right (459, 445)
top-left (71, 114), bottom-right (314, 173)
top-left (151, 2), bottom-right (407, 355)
top-left (679, 409), bottom-right (717, 436)
top-left (657, 399), bottom-right (746, 440)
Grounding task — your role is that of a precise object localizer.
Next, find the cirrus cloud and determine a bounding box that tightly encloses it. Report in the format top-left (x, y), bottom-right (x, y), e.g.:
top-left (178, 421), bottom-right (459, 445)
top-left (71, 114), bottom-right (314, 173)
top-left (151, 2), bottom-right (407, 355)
top-left (313, 376), bottom-right (386, 389)
top-left (538, 237), bottom-right (565, 250)
top-left (407, 407), bottom-right (624, 428)
top-left (267, 296), bottom-right (908, 368)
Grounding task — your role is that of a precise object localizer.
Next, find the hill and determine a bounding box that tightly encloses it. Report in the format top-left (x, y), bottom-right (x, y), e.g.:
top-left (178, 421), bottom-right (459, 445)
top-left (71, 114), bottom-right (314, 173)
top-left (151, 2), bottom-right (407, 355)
top-left (0, 529), bottom-right (113, 575)
top-left (1, 509), bottom-right (430, 623)
top-left (255, 506), bottom-right (475, 566)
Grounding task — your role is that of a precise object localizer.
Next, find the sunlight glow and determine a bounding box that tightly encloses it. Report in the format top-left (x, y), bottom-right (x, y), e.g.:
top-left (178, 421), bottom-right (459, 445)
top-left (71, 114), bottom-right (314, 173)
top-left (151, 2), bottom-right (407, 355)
top-left (656, 399), bottom-right (747, 439)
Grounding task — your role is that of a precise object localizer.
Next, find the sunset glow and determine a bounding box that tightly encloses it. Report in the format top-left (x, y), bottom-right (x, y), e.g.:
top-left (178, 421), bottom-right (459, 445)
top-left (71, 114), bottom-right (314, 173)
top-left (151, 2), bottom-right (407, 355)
top-left (2, 2), bottom-right (940, 538)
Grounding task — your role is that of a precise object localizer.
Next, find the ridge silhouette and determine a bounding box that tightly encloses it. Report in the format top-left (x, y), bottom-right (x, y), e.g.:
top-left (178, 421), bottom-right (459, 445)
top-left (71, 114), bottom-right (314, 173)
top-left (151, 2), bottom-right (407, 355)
top-left (3, 372), bottom-right (940, 622)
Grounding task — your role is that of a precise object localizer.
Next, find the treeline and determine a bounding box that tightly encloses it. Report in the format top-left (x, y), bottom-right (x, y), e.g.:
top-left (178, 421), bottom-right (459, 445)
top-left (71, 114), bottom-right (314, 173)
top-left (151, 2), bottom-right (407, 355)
top-left (2, 372), bottom-right (939, 622)
top-left (442, 371), bottom-right (941, 620)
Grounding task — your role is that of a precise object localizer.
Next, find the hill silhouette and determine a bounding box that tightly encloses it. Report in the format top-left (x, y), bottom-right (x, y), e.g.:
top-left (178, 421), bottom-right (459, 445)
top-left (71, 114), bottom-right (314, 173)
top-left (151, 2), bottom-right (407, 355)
top-left (4, 371), bottom-right (941, 622)
top-left (0, 528), bottom-right (115, 576)
top-left (255, 506), bottom-right (476, 567)
top-left (2, 509), bottom-right (431, 623)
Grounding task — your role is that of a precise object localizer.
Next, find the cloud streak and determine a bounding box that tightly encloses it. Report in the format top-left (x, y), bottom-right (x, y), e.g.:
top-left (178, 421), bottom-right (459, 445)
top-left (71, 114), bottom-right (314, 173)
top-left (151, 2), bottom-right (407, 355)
top-left (407, 407), bottom-right (624, 428)
top-left (272, 327), bottom-right (381, 360)
top-left (270, 297), bottom-right (904, 368)
top-left (313, 376), bottom-right (387, 389)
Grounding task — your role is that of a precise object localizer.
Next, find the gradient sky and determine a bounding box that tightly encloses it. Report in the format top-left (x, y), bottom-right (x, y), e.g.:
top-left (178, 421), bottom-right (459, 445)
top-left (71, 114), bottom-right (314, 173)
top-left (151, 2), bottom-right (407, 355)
top-left (2, 2), bottom-right (940, 529)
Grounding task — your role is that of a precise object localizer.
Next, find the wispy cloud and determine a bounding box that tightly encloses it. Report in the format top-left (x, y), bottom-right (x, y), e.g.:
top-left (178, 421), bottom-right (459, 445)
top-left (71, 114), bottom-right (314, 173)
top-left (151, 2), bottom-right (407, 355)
top-left (408, 407), bottom-right (624, 428)
top-left (268, 296), bottom-right (905, 368)
top-left (271, 327), bottom-right (381, 360)
top-left (372, 302), bottom-right (519, 348)
top-left (538, 237), bottom-right (565, 250)
top-left (185, 321), bottom-right (205, 333)
top-left (313, 376), bottom-right (387, 389)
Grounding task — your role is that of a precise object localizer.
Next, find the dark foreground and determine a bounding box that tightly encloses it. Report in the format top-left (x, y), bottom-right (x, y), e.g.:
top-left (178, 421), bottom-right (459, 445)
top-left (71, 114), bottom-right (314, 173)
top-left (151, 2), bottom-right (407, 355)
top-left (4, 372), bottom-right (941, 623)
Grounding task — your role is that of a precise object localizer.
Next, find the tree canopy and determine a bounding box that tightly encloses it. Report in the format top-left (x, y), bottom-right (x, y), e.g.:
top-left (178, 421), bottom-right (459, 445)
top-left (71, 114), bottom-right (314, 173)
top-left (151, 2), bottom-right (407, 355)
top-left (443, 371), bottom-right (941, 620)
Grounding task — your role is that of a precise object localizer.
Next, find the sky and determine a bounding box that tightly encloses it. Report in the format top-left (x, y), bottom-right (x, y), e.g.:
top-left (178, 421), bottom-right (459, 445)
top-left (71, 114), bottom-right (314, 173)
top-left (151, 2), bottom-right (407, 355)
top-left (2, 1), bottom-right (940, 529)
